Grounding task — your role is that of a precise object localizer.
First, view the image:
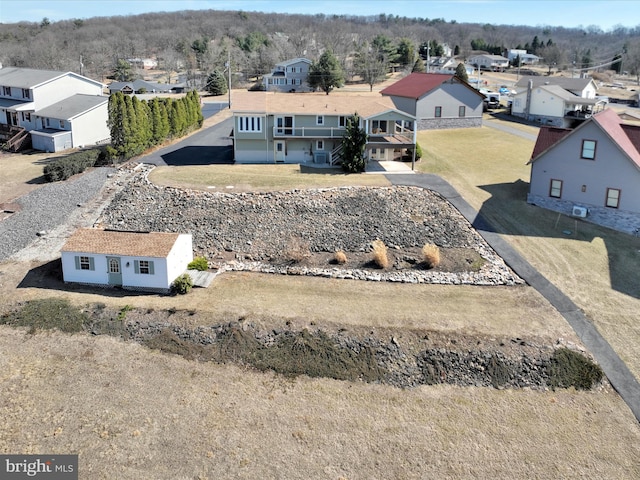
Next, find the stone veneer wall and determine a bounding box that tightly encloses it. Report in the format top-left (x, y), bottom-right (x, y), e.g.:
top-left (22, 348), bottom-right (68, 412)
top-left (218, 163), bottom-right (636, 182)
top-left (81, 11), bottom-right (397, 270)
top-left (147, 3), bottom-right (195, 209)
top-left (417, 117), bottom-right (482, 130)
top-left (527, 194), bottom-right (640, 236)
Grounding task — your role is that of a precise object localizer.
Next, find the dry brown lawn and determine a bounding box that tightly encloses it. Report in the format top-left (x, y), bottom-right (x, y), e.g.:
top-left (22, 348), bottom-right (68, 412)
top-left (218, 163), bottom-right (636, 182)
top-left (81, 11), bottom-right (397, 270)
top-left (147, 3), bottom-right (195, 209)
top-left (2, 113), bottom-right (640, 477)
top-left (1, 326), bottom-right (639, 479)
top-left (0, 151), bottom-right (64, 203)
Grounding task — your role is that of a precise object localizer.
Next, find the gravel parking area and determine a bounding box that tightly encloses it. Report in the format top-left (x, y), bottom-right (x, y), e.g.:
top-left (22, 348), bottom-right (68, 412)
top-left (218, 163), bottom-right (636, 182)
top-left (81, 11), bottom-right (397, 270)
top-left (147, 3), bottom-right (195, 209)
top-left (0, 167), bottom-right (116, 261)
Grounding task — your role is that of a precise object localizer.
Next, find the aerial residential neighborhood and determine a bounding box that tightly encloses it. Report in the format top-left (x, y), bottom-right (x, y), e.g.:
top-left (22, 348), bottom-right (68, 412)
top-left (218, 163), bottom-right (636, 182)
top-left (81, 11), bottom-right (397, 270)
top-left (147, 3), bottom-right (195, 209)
top-left (1, 2), bottom-right (640, 478)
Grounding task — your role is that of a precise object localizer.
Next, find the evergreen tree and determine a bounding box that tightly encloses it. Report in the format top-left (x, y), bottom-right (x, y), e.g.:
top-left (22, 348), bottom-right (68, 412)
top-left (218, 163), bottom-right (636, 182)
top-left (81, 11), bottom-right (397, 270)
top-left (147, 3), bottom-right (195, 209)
top-left (340, 114), bottom-right (368, 173)
top-left (206, 71), bottom-right (228, 95)
top-left (396, 38), bottom-right (416, 68)
top-left (454, 63), bottom-right (469, 82)
top-left (308, 50), bottom-right (345, 95)
top-left (107, 92), bottom-right (126, 152)
top-left (412, 58), bottom-right (425, 73)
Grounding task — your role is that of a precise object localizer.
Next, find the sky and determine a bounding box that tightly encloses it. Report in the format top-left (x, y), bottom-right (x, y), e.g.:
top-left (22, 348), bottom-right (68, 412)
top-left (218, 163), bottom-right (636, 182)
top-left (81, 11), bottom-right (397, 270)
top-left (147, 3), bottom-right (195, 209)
top-left (0, 0), bottom-right (638, 30)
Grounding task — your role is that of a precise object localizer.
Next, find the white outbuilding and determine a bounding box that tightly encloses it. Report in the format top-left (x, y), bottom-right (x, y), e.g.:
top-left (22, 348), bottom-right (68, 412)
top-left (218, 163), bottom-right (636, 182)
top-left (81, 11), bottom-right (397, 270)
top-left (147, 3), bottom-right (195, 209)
top-left (61, 229), bottom-right (193, 293)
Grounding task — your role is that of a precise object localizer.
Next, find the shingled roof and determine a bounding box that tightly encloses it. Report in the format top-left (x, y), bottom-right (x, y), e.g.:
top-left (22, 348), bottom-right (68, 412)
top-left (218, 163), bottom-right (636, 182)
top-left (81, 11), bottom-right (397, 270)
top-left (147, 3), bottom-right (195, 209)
top-left (62, 229), bottom-right (182, 258)
top-left (380, 72), bottom-right (486, 100)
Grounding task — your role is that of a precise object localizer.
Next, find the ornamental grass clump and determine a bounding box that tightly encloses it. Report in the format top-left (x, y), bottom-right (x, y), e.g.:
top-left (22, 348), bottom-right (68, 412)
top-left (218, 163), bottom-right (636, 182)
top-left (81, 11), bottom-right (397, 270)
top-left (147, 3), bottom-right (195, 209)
top-left (371, 239), bottom-right (389, 269)
top-left (422, 243), bottom-right (441, 269)
top-left (333, 250), bottom-right (347, 264)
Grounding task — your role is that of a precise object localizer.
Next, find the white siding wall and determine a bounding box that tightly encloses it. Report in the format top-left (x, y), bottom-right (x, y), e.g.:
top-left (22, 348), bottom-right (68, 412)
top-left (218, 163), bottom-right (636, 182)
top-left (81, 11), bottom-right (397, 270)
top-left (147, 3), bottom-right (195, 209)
top-left (166, 234), bottom-right (194, 284)
top-left (33, 76), bottom-right (103, 110)
top-left (69, 102), bottom-right (110, 147)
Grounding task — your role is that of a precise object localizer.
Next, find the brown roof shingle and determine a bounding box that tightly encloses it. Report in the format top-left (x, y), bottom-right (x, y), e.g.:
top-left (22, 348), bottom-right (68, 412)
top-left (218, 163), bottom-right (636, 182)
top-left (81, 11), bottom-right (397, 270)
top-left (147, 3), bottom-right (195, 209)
top-left (62, 229), bottom-right (182, 258)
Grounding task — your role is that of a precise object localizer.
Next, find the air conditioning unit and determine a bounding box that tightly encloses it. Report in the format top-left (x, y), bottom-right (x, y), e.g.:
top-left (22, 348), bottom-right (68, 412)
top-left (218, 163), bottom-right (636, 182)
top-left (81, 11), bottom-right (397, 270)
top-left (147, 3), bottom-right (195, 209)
top-left (572, 206), bottom-right (588, 218)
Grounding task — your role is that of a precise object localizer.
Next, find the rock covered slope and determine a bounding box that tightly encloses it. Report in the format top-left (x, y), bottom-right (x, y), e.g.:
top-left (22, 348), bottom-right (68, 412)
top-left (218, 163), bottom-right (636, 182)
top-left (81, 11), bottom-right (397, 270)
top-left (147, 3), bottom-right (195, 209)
top-left (99, 169), bottom-right (523, 285)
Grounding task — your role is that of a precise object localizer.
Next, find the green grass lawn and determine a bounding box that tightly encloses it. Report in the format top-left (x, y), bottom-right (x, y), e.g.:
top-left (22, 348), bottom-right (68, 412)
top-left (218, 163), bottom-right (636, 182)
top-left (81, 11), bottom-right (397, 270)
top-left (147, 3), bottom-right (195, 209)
top-left (417, 124), bottom-right (640, 380)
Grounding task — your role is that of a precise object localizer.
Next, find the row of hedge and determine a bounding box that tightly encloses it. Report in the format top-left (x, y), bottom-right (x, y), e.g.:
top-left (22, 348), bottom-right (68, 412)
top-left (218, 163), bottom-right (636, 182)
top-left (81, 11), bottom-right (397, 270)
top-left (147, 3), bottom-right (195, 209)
top-left (43, 148), bottom-right (105, 182)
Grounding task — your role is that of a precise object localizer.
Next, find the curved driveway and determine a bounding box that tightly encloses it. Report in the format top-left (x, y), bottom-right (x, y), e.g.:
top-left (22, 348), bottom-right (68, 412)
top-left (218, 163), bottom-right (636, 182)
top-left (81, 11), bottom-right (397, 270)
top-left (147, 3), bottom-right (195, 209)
top-left (387, 172), bottom-right (640, 423)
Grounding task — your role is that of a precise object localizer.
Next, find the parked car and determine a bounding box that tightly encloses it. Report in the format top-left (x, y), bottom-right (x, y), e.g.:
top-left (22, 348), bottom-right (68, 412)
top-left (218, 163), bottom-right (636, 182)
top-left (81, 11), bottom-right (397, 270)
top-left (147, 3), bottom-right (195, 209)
top-left (499, 85), bottom-right (510, 95)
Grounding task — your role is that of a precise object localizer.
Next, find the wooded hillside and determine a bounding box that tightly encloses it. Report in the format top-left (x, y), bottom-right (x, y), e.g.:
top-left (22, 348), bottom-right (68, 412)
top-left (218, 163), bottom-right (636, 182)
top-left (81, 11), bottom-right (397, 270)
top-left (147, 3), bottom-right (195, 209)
top-left (1, 10), bottom-right (639, 86)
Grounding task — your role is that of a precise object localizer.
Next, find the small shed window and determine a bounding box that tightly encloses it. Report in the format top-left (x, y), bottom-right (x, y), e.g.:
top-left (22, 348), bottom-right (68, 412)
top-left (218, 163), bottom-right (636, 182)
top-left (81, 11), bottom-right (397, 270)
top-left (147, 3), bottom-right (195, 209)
top-left (435, 106), bottom-right (442, 118)
top-left (458, 106), bottom-right (466, 117)
top-left (134, 260), bottom-right (155, 275)
top-left (581, 140), bottom-right (597, 160)
top-left (75, 255), bottom-right (95, 271)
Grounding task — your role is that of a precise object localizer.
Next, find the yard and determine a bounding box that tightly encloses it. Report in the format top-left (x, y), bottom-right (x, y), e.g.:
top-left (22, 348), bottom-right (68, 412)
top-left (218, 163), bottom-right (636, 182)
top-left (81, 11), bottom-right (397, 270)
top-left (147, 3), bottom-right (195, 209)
top-left (1, 116), bottom-right (640, 478)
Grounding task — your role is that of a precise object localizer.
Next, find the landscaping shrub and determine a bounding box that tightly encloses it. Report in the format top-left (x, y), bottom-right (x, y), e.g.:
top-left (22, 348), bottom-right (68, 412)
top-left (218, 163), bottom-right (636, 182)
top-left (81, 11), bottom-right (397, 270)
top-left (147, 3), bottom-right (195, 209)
top-left (546, 347), bottom-right (604, 390)
top-left (0, 298), bottom-right (87, 333)
top-left (187, 256), bottom-right (209, 271)
top-left (333, 250), bottom-right (347, 264)
top-left (422, 243), bottom-right (441, 268)
top-left (371, 239), bottom-right (389, 269)
top-left (43, 148), bottom-right (102, 182)
top-left (171, 273), bottom-right (193, 294)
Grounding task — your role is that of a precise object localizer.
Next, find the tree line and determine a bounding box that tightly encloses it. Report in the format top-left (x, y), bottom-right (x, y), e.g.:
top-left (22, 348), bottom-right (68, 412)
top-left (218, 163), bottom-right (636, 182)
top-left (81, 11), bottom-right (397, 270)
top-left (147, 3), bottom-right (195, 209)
top-left (1, 9), bottom-right (639, 87)
top-left (107, 90), bottom-right (203, 160)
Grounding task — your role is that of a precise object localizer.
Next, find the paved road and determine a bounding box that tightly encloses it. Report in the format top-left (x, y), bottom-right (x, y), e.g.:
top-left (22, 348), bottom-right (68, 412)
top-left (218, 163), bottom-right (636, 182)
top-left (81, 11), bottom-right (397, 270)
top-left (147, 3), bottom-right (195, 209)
top-left (388, 172), bottom-right (640, 424)
top-left (142, 116), bottom-right (234, 166)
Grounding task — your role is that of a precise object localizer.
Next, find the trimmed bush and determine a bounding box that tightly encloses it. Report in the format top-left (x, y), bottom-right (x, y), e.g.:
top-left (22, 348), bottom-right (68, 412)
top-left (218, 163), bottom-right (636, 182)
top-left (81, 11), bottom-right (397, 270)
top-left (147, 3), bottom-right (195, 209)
top-left (43, 148), bottom-right (102, 182)
top-left (187, 256), bottom-right (208, 271)
top-left (422, 243), bottom-right (441, 268)
top-left (171, 273), bottom-right (193, 295)
top-left (371, 239), bottom-right (389, 269)
top-left (546, 347), bottom-right (604, 390)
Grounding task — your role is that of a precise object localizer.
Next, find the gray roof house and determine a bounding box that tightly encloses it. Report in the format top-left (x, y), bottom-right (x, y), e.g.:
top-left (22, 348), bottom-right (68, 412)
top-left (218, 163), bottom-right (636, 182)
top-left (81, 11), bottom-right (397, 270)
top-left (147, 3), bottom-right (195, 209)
top-left (380, 73), bottom-right (486, 130)
top-left (511, 76), bottom-right (605, 128)
top-left (527, 108), bottom-right (640, 234)
top-left (0, 66), bottom-right (106, 152)
top-left (107, 79), bottom-right (182, 94)
top-left (262, 58), bottom-right (312, 92)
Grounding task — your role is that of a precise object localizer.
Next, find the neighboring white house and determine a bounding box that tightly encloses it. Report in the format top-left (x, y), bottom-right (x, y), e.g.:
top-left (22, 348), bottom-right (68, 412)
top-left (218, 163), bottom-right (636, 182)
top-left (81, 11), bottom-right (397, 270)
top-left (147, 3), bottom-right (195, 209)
top-left (467, 54), bottom-right (510, 71)
top-left (61, 229), bottom-right (194, 293)
top-left (505, 49), bottom-right (541, 65)
top-left (0, 66), bottom-right (107, 152)
top-left (263, 58), bottom-right (312, 92)
top-left (511, 76), bottom-right (605, 128)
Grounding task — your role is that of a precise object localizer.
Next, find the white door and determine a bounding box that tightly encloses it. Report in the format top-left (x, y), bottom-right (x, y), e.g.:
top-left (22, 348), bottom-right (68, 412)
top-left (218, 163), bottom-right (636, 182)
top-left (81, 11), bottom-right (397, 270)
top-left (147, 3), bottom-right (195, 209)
top-left (370, 147), bottom-right (386, 161)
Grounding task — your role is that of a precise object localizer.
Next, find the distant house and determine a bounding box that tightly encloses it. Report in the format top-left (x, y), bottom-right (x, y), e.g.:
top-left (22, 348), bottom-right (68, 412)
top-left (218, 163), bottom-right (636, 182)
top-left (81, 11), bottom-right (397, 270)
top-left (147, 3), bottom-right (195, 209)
top-left (126, 58), bottom-right (158, 70)
top-left (107, 79), bottom-right (178, 94)
top-left (511, 76), bottom-right (605, 128)
top-left (0, 66), bottom-right (106, 152)
top-left (380, 73), bottom-right (486, 130)
top-left (61, 229), bottom-right (194, 293)
top-left (505, 49), bottom-right (541, 65)
top-left (527, 109), bottom-right (640, 234)
top-left (262, 58), bottom-right (312, 92)
top-left (467, 54), bottom-right (510, 71)
top-left (231, 91), bottom-right (416, 164)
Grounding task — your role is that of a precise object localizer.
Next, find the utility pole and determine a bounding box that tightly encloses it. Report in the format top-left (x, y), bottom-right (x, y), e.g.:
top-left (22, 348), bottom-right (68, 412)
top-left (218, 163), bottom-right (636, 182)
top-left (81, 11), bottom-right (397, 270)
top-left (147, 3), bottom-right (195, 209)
top-left (226, 50), bottom-right (231, 109)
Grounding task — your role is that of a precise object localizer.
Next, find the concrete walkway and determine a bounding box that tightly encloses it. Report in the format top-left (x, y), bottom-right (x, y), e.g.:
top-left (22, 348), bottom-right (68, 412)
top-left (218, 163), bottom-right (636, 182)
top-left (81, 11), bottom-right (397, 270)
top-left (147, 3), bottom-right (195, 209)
top-left (388, 172), bottom-right (640, 424)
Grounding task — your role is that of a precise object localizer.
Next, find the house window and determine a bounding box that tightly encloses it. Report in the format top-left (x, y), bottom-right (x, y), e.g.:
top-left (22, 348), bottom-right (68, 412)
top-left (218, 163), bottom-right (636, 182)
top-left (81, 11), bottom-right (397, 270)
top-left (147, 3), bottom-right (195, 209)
top-left (316, 115), bottom-right (324, 125)
top-left (372, 120), bottom-right (387, 133)
top-left (22, 88), bottom-right (30, 99)
top-left (21, 112), bottom-right (31, 122)
top-left (339, 116), bottom-right (347, 127)
top-left (549, 179), bottom-right (563, 198)
top-left (238, 116), bottom-right (262, 133)
top-left (316, 140), bottom-right (324, 150)
top-left (135, 260), bottom-right (154, 275)
top-left (581, 140), bottom-right (597, 160)
top-left (45, 118), bottom-right (50, 127)
top-left (435, 106), bottom-right (442, 118)
top-left (458, 106), bottom-right (466, 117)
top-left (2, 86), bottom-right (11, 96)
top-left (59, 120), bottom-right (65, 129)
top-left (75, 255), bottom-right (95, 271)
top-left (605, 188), bottom-right (621, 208)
